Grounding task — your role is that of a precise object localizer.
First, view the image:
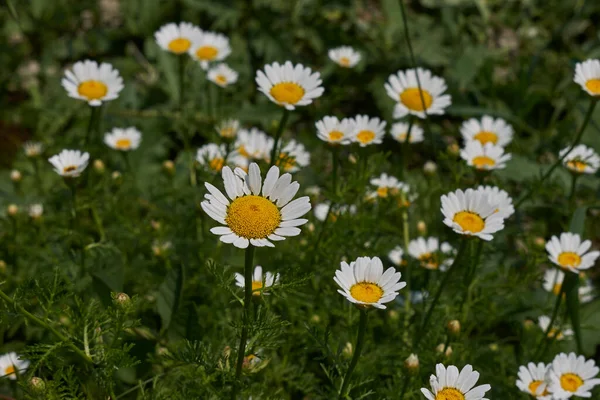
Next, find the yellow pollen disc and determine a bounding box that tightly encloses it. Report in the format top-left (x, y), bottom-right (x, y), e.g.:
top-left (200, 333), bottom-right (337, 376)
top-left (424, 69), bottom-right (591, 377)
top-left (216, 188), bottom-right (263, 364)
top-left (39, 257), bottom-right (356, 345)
top-left (196, 45), bottom-right (219, 61)
top-left (560, 373), bottom-right (584, 392)
top-left (328, 130), bottom-right (344, 141)
top-left (220, 128), bottom-right (235, 138)
top-left (270, 82), bottom-right (305, 105)
top-left (4, 365), bottom-right (15, 376)
top-left (435, 387), bottom-right (465, 400)
top-left (276, 153), bottom-right (296, 172)
top-left (237, 145), bottom-right (249, 158)
top-left (453, 211), bottom-right (485, 233)
top-left (397, 133), bottom-right (408, 142)
top-left (558, 252), bottom-right (581, 268)
top-left (474, 131), bottom-right (498, 145)
top-left (528, 380), bottom-right (548, 395)
top-left (339, 57), bottom-right (351, 67)
top-left (553, 283), bottom-right (562, 296)
top-left (472, 156), bottom-right (496, 169)
top-left (225, 195), bottom-right (281, 239)
top-left (566, 160), bottom-right (588, 172)
top-left (168, 37), bottom-right (191, 54)
top-left (377, 187), bottom-right (389, 198)
top-left (115, 138), bottom-right (131, 150)
top-left (419, 253), bottom-right (439, 269)
top-left (209, 158), bottom-right (225, 171)
top-left (356, 130), bottom-right (375, 144)
top-left (585, 79), bottom-right (600, 95)
top-left (251, 281), bottom-right (263, 296)
top-left (350, 282), bottom-right (383, 303)
top-left (63, 165), bottom-right (77, 173)
top-left (78, 80), bottom-right (108, 101)
top-left (548, 328), bottom-right (564, 340)
top-left (400, 87), bottom-right (433, 112)
top-left (215, 75), bottom-right (227, 85)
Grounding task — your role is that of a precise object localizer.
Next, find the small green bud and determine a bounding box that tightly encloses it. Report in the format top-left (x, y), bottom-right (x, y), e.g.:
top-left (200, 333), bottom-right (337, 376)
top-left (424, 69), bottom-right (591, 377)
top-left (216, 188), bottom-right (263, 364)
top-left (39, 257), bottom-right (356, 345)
top-left (29, 376), bottom-right (46, 393)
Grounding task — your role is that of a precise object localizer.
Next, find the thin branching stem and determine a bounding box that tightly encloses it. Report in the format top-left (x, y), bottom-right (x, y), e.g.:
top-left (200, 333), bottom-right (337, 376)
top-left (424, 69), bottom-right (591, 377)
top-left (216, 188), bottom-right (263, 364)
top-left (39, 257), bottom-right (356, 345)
top-left (269, 109), bottom-right (290, 168)
top-left (339, 309), bottom-right (368, 398)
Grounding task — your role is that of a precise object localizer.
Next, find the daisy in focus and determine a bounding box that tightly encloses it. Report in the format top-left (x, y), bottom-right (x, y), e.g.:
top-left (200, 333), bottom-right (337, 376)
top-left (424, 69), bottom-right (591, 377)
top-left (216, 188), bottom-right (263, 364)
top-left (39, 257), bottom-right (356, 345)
top-left (0, 352), bottom-right (29, 380)
top-left (61, 60), bottom-right (124, 106)
top-left (234, 127), bottom-right (274, 161)
top-left (333, 256), bottom-right (406, 309)
top-left (574, 59), bottom-right (600, 96)
top-left (545, 232), bottom-right (600, 273)
top-left (476, 185), bottom-right (515, 219)
top-left (315, 116), bottom-right (354, 145)
top-left (234, 265), bottom-right (279, 296)
top-left (460, 116), bottom-right (514, 147)
top-left (104, 127), bottom-right (142, 151)
top-left (201, 163), bottom-right (311, 248)
top-left (559, 144), bottom-right (600, 174)
top-left (274, 140), bottom-right (310, 173)
top-left (421, 364), bottom-right (491, 400)
top-left (538, 315), bottom-right (573, 340)
top-left (352, 115), bottom-right (386, 147)
top-left (390, 122), bottom-right (424, 144)
top-left (48, 149), bottom-right (90, 178)
top-left (516, 362), bottom-right (552, 399)
top-left (154, 22), bottom-right (200, 55)
top-left (328, 46), bottom-right (361, 68)
top-left (407, 237), bottom-right (454, 270)
top-left (384, 68), bottom-right (452, 119)
top-left (188, 30), bottom-right (231, 69)
top-left (547, 352), bottom-right (600, 398)
top-left (23, 141), bottom-right (43, 157)
top-left (215, 119), bottom-right (240, 140)
top-left (197, 143), bottom-right (247, 172)
top-left (255, 61), bottom-right (324, 110)
top-left (460, 141), bottom-right (511, 171)
top-left (207, 63), bottom-right (238, 87)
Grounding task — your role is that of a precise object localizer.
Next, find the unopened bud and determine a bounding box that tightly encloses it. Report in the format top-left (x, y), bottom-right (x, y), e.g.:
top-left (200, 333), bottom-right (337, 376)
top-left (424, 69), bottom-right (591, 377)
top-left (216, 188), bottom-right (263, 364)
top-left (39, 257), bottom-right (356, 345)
top-left (534, 237), bottom-right (545, 248)
top-left (388, 309), bottom-right (400, 321)
top-left (29, 377), bottom-right (46, 393)
top-left (423, 161), bottom-right (437, 175)
top-left (417, 220), bottom-right (427, 234)
top-left (311, 314), bottom-right (321, 323)
top-left (348, 154), bottom-right (357, 164)
top-left (447, 320), bottom-right (461, 336)
top-left (163, 160), bottom-right (175, 174)
top-left (7, 204), bottom-right (18, 216)
top-left (343, 342), bottom-right (353, 358)
top-left (151, 220), bottom-right (161, 231)
top-left (523, 319), bottom-right (534, 330)
top-left (404, 354), bottom-right (419, 372)
top-left (489, 343), bottom-right (499, 351)
top-left (93, 159), bottom-right (105, 173)
top-left (0, 260), bottom-right (6, 274)
top-left (113, 292), bottom-right (130, 306)
top-left (447, 143), bottom-right (460, 156)
top-left (10, 170), bottom-right (22, 182)
top-left (436, 343), bottom-right (452, 357)
top-left (156, 346), bottom-right (169, 356)
top-left (112, 171), bottom-right (122, 181)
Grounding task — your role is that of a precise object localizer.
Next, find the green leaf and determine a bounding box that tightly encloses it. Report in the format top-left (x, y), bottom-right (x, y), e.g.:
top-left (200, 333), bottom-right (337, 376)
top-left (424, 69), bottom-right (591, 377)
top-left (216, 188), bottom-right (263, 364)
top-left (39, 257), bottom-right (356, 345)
top-left (156, 264), bottom-right (184, 332)
top-left (569, 206), bottom-right (588, 235)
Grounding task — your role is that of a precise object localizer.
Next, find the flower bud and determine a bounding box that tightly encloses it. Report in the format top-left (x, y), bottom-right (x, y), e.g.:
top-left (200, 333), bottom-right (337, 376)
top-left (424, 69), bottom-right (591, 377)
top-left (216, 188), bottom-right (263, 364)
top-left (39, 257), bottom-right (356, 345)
top-left (113, 292), bottom-right (131, 307)
top-left (436, 343), bottom-right (452, 357)
top-left (534, 237), bottom-right (545, 248)
top-left (163, 160), bottom-right (175, 174)
top-left (404, 354), bottom-right (419, 372)
top-left (343, 342), bottom-right (353, 358)
top-left (388, 309), bottom-right (400, 321)
top-left (93, 159), bottom-right (105, 173)
top-left (29, 204), bottom-right (43, 220)
top-left (29, 377), bottom-right (46, 393)
top-left (0, 260), bottom-right (6, 274)
top-left (447, 143), bottom-right (460, 156)
top-left (447, 320), bottom-right (461, 336)
top-left (310, 314), bottom-right (321, 323)
top-left (348, 154), bottom-right (357, 164)
top-left (423, 161), bottom-right (437, 175)
top-left (417, 220), bottom-right (427, 234)
top-left (489, 343), bottom-right (499, 351)
top-left (523, 319), bottom-right (534, 330)
top-left (10, 169), bottom-right (22, 182)
top-left (7, 204), bottom-right (18, 216)
top-left (111, 171), bottom-right (122, 181)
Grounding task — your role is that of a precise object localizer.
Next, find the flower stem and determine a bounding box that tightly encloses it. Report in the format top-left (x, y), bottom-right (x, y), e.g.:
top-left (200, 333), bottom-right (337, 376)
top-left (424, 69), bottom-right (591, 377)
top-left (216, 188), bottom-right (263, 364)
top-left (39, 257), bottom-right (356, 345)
top-left (84, 106), bottom-right (99, 147)
top-left (401, 195), bottom-right (411, 324)
top-left (269, 109), bottom-right (290, 168)
top-left (178, 56), bottom-right (186, 110)
top-left (568, 173), bottom-right (579, 211)
top-left (534, 284), bottom-right (563, 359)
top-left (331, 147), bottom-right (339, 195)
top-left (339, 309), bottom-right (368, 399)
top-left (401, 118), bottom-right (414, 180)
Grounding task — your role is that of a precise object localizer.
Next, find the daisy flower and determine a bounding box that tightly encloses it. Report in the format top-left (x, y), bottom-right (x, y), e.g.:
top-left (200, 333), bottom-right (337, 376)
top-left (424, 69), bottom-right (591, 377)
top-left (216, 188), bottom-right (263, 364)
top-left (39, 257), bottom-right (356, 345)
top-left (48, 149), bottom-right (90, 178)
top-left (390, 122), bottom-right (424, 143)
top-left (333, 256), bottom-right (406, 309)
top-left (475, 185), bottom-right (515, 219)
top-left (421, 364), bottom-right (491, 400)
top-left (255, 61), bottom-right (324, 110)
top-left (274, 140), bottom-right (310, 173)
top-left (388, 246), bottom-right (404, 267)
top-left (189, 30), bottom-right (231, 70)
top-left (207, 63), bottom-right (238, 87)
top-left (215, 119), bottom-right (240, 140)
top-left (201, 163), bottom-right (311, 248)
top-left (547, 353), bottom-right (600, 398)
top-left (369, 173), bottom-right (407, 199)
top-left (384, 68), bottom-right (452, 119)
top-left (545, 232), bottom-right (600, 273)
top-left (196, 143), bottom-right (247, 172)
top-left (328, 46), bottom-right (361, 68)
top-left (460, 141), bottom-right (511, 170)
top-left (543, 268), bottom-right (565, 296)
top-left (574, 59), bottom-right (600, 96)
top-left (315, 116), bottom-right (354, 145)
top-left (516, 362), bottom-right (552, 399)
top-left (440, 188), bottom-right (505, 241)
top-left (23, 141), bottom-right (43, 157)
top-left (234, 265), bottom-right (279, 296)
top-left (0, 352), bottom-right (29, 380)
top-left (538, 315), bottom-right (573, 340)
top-left (154, 22), bottom-right (200, 55)
top-left (61, 60), bottom-right (124, 106)
top-left (460, 116), bottom-right (514, 147)
top-left (408, 237), bottom-right (453, 270)
top-left (559, 144), bottom-right (600, 174)
top-left (351, 115), bottom-right (386, 147)
top-left (313, 202), bottom-right (356, 222)
top-left (234, 128), bottom-right (274, 161)
top-left (104, 127), bottom-right (142, 151)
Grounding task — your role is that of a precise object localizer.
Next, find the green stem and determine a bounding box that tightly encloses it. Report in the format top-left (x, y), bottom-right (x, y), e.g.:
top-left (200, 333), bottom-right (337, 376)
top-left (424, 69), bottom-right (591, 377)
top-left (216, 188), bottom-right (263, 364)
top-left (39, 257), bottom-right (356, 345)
top-left (178, 56), bottom-right (186, 110)
top-left (399, 375), bottom-right (411, 399)
top-left (534, 286), bottom-right (563, 359)
top-left (331, 147), bottom-right (339, 196)
top-left (401, 118), bottom-right (414, 180)
top-left (401, 196), bottom-right (411, 323)
top-left (269, 109), bottom-right (290, 168)
top-left (339, 309), bottom-right (368, 398)
top-left (460, 240), bottom-right (484, 317)
top-left (84, 106), bottom-right (98, 147)
top-left (568, 174), bottom-right (579, 211)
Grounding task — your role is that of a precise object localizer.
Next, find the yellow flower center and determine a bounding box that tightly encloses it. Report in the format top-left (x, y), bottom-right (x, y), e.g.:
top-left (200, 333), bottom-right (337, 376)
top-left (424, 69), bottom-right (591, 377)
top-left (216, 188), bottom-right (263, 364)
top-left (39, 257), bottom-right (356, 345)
top-left (558, 252), bottom-right (581, 268)
top-left (167, 37), bottom-right (191, 54)
top-left (474, 131), bottom-right (498, 145)
top-left (585, 79), bottom-right (600, 95)
top-left (115, 138), bottom-right (132, 150)
top-left (356, 130), bottom-right (375, 144)
top-left (560, 373), bottom-right (584, 392)
top-left (548, 328), bottom-right (564, 340)
top-left (251, 280), bottom-right (263, 296)
top-left (196, 45), bottom-right (219, 61)
top-left (400, 88), bottom-right (433, 111)
top-left (78, 80), bottom-right (108, 100)
top-left (349, 282), bottom-right (383, 303)
top-left (472, 156), bottom-right (496, 169)
top-left (453, 211), bottom-right (485, 233)
top-left (270, 82), bottom-right (305, 105)
top-left (237, 145), bottom-right (249, 158)
top-left (566, 160), bottom-right (588, 172)
top-left (328, 130), bottom-right (344, 141)
top-left (528, 380), bottom-right (548, 395)
top-left (435, 387), bottom-right (465, 400)
top-left (553, 283), bottom-right (562, 296)
top-left (225, 195), bottom-right (281, 239)
top-left (4, 365), bottom-right (15, 376)
top-left (209, 157), bottom-right (225, 171)
top-left (220, 127), bottom-right (236, 138)
top-left (215, 74), bottom-right (227, 85)
top-left (339, 57), bottom-right (351, 67)
top-left (377, 187), bottom-right (389, 198)
top-left (397, 133), bottom-right (408, 142)
top-left (419, 253), bottom-right (439, 269)
top-left (276, 153), bottom-right (296, 172)
top-left (63, 165), bottom-right (77, 173)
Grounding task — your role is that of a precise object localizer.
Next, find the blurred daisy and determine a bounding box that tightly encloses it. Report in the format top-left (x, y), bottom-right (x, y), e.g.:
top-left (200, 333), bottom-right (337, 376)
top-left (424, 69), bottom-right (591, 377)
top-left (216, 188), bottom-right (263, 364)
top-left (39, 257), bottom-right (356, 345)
top-left (476, 185), bottom-right (515, 219)
top-left (208, 63), bottom-right (238, 87)
top-left (369, 173), bottom-right (407, 199)
top-left (538, 315), bottom-right (573, 340)
top-left (408, 237), bottom-right (453, 270)
top-left (545, 232), bottom-right (600, 273)
top-left (390, 122), bottom-right (424, 143)
top-left (547, 353), bottom-right (600, 398)
top-left (28, 204), bottom-right (43, 219)
top-left (579, 279), bottom-right (595, 303)
top-left (0, 352), bottom-right (29, 380)
top-left (516, 362), bottom-right (552, 399)
top-left (421, 364), bottom-right (491, 400)
top-left (216, 119), bottom-right (240, 140)
top-left (23, 141), bottom-right (43, 157)
top-left (328, 46), bottom-right (361, 68)
top-left (315, 116), bottom-right (354, 145)
top-left (256, 61), bottom-right (324, 110)
top-left (560, 144), bottom-right (600, 174)
top-left (234, 128), bottom-right (274, 161)
top-left (574, 59), bottom-right (600, 96)
top-left (543, 268), bottom-right (565, 296)
top-left (334, 256), bottom-right (406, 309)
top-left (385, 68), bottom-right (451, 119)
top-left (274, 140), bottom-right (310, 173)
top-left (460, 116), bottom-right (514, 147)
top-left (197, 143), bottom-right (247, 172)
top-left (460, 141), bottom-right (511, 170)
top-left (201, 163), bottom-right (311, 248)
top-left (189, 31), bottom-right (231, 70)
top-left (61, 60), bottom-right (123, 106)
top-left (388, 246), bottom-right (404, 267)
top-left (154, 22), bottom-right (200, 55)
top-left (234, 265), bottom-right (279, 296)
top-left (352, 115), bottom-right (386, 146)
top-left (396, 290), bottom-right (428, 306)
top-left (104, 127), bottom-right (142, 151)
top-left (314, 202), bottom-right (356, 222)
top-left (440, 188), bottom-right (505, 241)
top-left (48, 149), bottom-right (90, 178)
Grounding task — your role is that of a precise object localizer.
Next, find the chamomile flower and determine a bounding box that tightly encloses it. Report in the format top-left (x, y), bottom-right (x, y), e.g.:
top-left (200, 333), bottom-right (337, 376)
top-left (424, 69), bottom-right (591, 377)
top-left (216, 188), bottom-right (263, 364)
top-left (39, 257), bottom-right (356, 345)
top-left (460, 116), bottom-right (514, 147)
top-left (201, 163), bottom-right (311, 248)
top-left (369, 173), bottom-right (407, 199)
top-left (0, 352), bottom-right (29, 380)
top-left (234, 128), bottom-right (274, 161)
top-left (196, 144), bottom-right (228, 172)
top-left (61, 60), bottom-right (123, 106)
top-left (234, 265), bottom-right (279, 296)
top-left (545, 232), bottom-right (600, 273)
top-left (154, 22), bottom-right (200, 55)
top-left (388, 246), bottom-right (404, 267)
top-left (104, 127), bottom-right (142, 151)
top-left (313, 202), bottom-right (356, 222)
top-left (440, 188), bottom-right (505, 241)
top-left (328, 46), bottom-right (361, 68)
top-left (216, 119), bottom-right (240, 140)
top-left (255, 61), bottom-right (324, 110)
top-left (48, 149), bottom-right (90, 178)
top-left (574, 59), bottom-right (600, 97)
top-left (516, 362), bottom-right (552, 399)
top-left (333, 256), bottom-right (406, 309)
top-left (559, 144), bottom-right (600, 174)
top-left (540, 269), bottom-right (594, 302)
top-left (208, 63), bottom-right (238, 87)
top-left (189, 31), bottom-right (231, 70)
top-left (351, 115), bottom-right (386, 146)
top-left (476, 185), bottom-right (515, 219)
top-left (315, 116), bottom-right (354, 145)
top-left (274, 140), bottom-right (310, 173)
top-left (23, 141), bottom-right (43, 157)
top-left (421, 364), bottom-right (491, 400)
top-left (385, 68), bottom-right (452, 119)
top-left (460, 141), bottom-right (511, 170)
top-left (538, 315), bottom-right (573, 340)
top-left (28, 204), bottom-right (43, 219)
top-left (390, 122), bottom-right (424, 143)
top-left (408, 237), bottom-right (453, 271)
top-left (547, 353), bottom-right (600, 398)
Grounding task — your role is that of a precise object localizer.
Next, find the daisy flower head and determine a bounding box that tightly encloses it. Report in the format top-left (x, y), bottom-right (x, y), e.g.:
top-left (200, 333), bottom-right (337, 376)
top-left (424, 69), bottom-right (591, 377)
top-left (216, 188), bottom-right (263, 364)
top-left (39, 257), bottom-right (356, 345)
top-left (547, 352), bottom-right (600, 398)
top-left (408, 237), bottom-right (452, 270)
top-left (516, 362), bottom-right (552, 399)
top-left (460, 116), bottom-right (514, 147)
top-left (440, 188), bottom-right (505, 241)
top-left (421, 364), bottom-right (491, 400)
top-left (234, 265), bottom-right (279, 296)
top-left (460, 141), bottom-right (511, 171)
top-left (388, 246), bottom-right (404, 267)
top-left (196, 143), bottom-right (228, 172)
top-left (48, 149), bottom-right (90, 178)
top-left (315, 116), bottom-right (354, 145)
top-left (215, 119), bottom-right (240, 140)
top-left (545, 232), bottom-right (600, 273)
top-left (154, 22), bottom-right (200, 55)
top-left (559, 144), bottom-right (600, 174)
top-left (390, 122), bottom-right (424, 144)
top-left (333, 256), bottom-right (406, 309)
top-left (201, 163), bottom-right (311, 249)
top-left (574, 59), bottom-right (600, 97)
top-left (234, 127), bottom-right (274, 161)
top-left (23, 141), bottom-right (43, 157)
top-left (208, 63), bottom-right (238, 87)
top-left (385, 68), bottom-right (452, 119)
top-left (255, 61), bottom-right (324, 110)
top-left (61, 60), bottom-right (124, 106)
top-left (189, 30), bottom-right (231, 70)
top-left (274, 140), bottom-right (310, 173)
top-left (369, 173), bottom-right (407, 199)
top-left (543, 269), bottom-right (595, 303)
top-left (104, 127), bottom-right (142, 151)
top-left (314, 202), bottom-right (356, 222)
top-left (0, 352), bottom-right (29, 380)
top-left (328, 46), bottom-right (361, 68)
top-left (351, 115), bottom-right (386, 147)
top-left (476, 185), bottom-right (515, 219)
top-left (538, 315), bottom-right (573, 341)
